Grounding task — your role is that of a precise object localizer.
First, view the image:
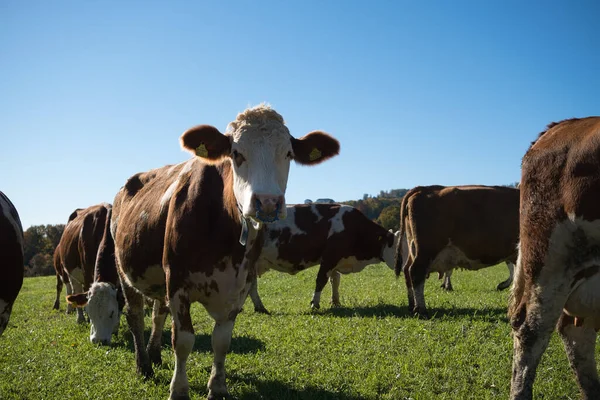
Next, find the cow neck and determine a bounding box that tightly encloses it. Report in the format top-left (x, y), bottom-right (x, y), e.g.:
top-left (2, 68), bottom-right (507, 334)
top-left (219, 159), bottom-right (253, 247)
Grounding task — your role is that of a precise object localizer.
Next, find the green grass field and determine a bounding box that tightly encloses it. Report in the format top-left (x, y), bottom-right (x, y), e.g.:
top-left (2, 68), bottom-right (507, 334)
top-left (0, 264), bottom-right (590, 399)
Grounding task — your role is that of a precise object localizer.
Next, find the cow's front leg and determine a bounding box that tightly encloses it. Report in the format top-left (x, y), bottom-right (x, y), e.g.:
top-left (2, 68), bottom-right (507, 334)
top-left (147, 299), bottom-right (169, 366)
top-left (207, 316), bottom-right (237, 400)
top-left (497, 262), bottom-right (515, 291)
top-left (329, 271), bottom-right (341, 307)
top-left (311, 266), bottom-right (330, 309)
top-left (247, 276), bottom-right (270, 314)
top-left (122, 282), bottom-right (153, 378)
top-left (71, 280), bottom-right (86, 323)
top-left (557, 313), bottom-right (600, 399)
top-left (169, 290), bottom-right (194, 400)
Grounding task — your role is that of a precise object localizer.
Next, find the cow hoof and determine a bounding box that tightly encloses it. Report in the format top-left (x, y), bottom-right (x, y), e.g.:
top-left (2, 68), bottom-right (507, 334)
top-left (254, 306), bottom-right (271, 315)
top-left (496, 282), bottom-right (510, 291)
top-left (441, 285), bottom-right (453, 292)
top-left (415, 310), bottom-right (430, 320)
top-left (52, 301), bottom-right (60, 310)
top-left (207, 391), bottom-right (230, 400)
top-left (169, 393), bottom-right (191, 400)
top-left (148, 348), bottom-right (162, 366)
top-left (310, 301), bottom-right (320, 310)
top-left (138, 364), bottom-right (154, 379)
top-left (331, 301), bottom-right (342, 308)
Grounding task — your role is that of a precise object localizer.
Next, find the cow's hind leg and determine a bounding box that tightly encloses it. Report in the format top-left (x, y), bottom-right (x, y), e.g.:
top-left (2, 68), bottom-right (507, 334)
top-left (169, 290), bottom-right (194, 400)
top-left (497, 262), bottom-right (515, 291)
top-left (440, 270), bottom-right (453, 291)
top-left (122, 283), bottom-right (153, 378)
top-left (53, 274), bottom-right (63, 310)
top-left (71, 280), bottom-right (86, 323)
top-left (329, 271), bottom-right (341, 307)
top-left (510, 282), bottom-right (569, 399)
top-left (558, 313), bottom-right (600, 399)
top-left (407, 256), bottom-right (429, 318)
top-left (247, 276), bottom-right (270, 314)
top-left (147, 299), bottom-right (168, 366)
top-left (311, 265), bottom-right (330, 309)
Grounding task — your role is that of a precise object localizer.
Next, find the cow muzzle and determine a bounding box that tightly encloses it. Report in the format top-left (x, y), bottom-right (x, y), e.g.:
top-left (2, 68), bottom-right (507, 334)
top-left (253, 194), bottom-right (284, 223)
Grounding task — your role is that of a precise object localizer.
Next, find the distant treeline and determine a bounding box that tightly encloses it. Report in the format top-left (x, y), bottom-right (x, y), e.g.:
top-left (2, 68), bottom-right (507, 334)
top-left (341, 188), bottom-right (408, 232)
top-left (23, 224), bottom-right (65, 277)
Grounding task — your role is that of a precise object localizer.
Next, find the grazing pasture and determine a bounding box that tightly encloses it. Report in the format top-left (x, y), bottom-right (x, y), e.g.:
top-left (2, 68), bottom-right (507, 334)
top-left (0, 264), bottom-right (589, 399)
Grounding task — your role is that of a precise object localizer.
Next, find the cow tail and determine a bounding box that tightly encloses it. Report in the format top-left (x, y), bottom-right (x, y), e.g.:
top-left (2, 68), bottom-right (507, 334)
top-left (394, 189), bottom-right (413, 277)
top-left (93, 206), bottom-right (118, 286)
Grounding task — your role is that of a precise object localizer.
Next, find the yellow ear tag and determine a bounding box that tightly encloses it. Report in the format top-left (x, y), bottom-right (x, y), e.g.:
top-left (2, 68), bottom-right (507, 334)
top-left (309, 148), bottom-right (322, 161)
top-left (195, 143), bottom-right (208, 157)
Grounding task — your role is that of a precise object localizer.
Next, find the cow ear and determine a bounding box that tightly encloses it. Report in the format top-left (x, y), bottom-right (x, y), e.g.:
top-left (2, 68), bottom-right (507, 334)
top-left (66, 293), bottom-right (88, 307)
top-left (180, 125), bottom-right (231, 163)
top-left (291, 131), bottom-right (340, 165)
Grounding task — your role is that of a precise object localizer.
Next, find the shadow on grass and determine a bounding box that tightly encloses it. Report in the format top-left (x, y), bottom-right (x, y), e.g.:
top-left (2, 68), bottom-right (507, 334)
top-left (115, 328), bottom-right (265, 355)
top-left (299, 303), bottom-right (508, 322)
top-left (187, 372), bottom-right (365, 400)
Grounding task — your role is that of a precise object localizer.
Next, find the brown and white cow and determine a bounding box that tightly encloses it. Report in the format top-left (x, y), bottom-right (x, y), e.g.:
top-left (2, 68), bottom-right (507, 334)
top-left (394, 185), bottom-right (519, 318)
top-left (91, 104), bottom-right (338, 400)
top-left (53, 204), bottom-right (111, 324)
top-left (66, 206), bottom-right (124, 345)
top-left (0, 191), bottom-right (24, 337)
top-left (509, 117), bottom-right (600, 399)
top-left (247, 203), bottom-right (400, 313)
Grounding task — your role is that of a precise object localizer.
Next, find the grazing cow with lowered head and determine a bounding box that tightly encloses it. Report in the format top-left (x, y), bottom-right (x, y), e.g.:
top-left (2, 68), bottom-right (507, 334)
top-left (53, 204), bottom-right (111, 324)
top-left (247, 203), bottom-right (400, 313)
top-left (94, 104), bottom-right (338, 399)
top-left (395, 185), bottom-right (519, 318)
top-left (66, 206), bottom-right (124, 345)
top-left (0, 191), bottom-right (24, 336)
top-left (509, 117), bottom-right (600, 400)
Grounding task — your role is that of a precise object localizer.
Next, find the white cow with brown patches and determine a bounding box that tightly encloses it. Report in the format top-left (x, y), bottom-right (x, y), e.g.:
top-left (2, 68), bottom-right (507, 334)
top-left (0, 191), bottom-right (24, 336)
top-left (247, 203), bottom-right (400, 313)
top-left (509, 117), bottom-right (600, 399)
top-left (91, 104), bottom-right (339, 400)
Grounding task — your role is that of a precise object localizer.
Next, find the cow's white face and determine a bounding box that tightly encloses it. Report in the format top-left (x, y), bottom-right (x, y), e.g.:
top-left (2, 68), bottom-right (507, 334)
top-left (180, 104), bottom-right (340, 225)
top-left (229, 125), bottom-right (293, 224)
top-left (86, 282), bottom-right (120, 345)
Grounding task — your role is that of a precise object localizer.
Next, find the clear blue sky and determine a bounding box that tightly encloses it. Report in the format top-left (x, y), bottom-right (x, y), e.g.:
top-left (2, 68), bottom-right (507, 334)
top-left (1, 1), bottom-right (598, 229)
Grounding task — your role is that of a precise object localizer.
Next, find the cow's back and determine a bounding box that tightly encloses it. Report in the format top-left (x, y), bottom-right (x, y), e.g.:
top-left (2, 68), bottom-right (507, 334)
top-left (410, 185), bottom-right (519, 265)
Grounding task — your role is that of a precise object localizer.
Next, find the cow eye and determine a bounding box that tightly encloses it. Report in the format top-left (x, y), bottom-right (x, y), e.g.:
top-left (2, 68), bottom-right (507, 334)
top-left (232, 150), bottom-right (246, 167)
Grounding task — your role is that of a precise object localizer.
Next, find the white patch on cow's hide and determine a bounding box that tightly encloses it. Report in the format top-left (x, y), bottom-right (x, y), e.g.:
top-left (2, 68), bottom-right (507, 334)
top-left (68, 268), bottom-right (85, 286)
top-left (429, 240), bottom-right (488, 274)
top-left (160, 159), bottom-right (196, 211)
top-left (126, 264), bottom-right (165, 295)
top-left (0, 195), bottom-right (24, 249)
top-left (327, 206), bottom-right (353, 237)
top-left (310, 204), bottom-right (324, 223)
top-left (139, 210), bottom-right (149, 221)
top-left (381, 231), bottom-right (401, 270)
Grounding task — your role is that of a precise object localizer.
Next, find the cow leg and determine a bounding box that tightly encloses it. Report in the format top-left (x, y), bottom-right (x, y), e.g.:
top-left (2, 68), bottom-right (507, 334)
top-left (329, 271), bottom-right (341, 307)
top-left (510, 284), bottom-right (568, 400)
top-left (407, 257), bottom-right (429, 318)
top-left (247, 276), bottom-right (270, 315)
top-left (71, 280), bottom-right (86, 323)
top-left (311, 266), bottom-right (330, 309)
top-left (207, 317), bottom-right (237, 400)
top-left (557, 313), bottom-right (600, 399)
top-left (122, 283), bottom-right (153, 378)
top-left (169, 290), bottom-right (194, 400)
top-left (147, 299), bottom-right (168, 366)
top-left (403, 264), bottom-right (415, 313)
top-left (53, 274), bottom-right (63, 310)
top-left (497, 262), bottom-right (515, 291)
top-left (64, 281), bottom-right (74, 314)
top-left (441, 270), bottom-right (453, 291)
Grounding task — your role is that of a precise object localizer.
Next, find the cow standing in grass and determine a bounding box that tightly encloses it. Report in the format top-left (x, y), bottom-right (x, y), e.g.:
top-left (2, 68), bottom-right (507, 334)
top-left (0, 191), bottom-right (24, 336)
top-left (248, 203), bottom-right (400, 313)
top-left (510, 117), bottom-right (600, 399)
top-left (53, 204), bottom-right (111, 324)
top-left (395, 185), bottom-right (519, 318)
top-left (90, 104), bottom-right (339, 400)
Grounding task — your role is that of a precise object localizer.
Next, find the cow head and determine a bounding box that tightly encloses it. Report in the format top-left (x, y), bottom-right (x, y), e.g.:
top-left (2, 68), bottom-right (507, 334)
top-left (66, 282), bottom-right (121, 345)
top-left (180, 104), bottom-right (340, 225)
top-left (382, 230), bottom-right (402, 270)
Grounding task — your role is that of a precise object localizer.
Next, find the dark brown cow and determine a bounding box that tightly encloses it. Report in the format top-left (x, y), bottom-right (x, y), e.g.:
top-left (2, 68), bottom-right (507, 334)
top-left (90, 104), bottom-right (339, 400)
top-left (248, 203), bottom-right (400, 313)
top-left (0, 191), bottom-right (24, 336)
top-left (395, 184), bottom-right (519, 318)
top-left (52, 204), bottom-right (111, 324)
top-left (509, 117), bottom-right (600, 400)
